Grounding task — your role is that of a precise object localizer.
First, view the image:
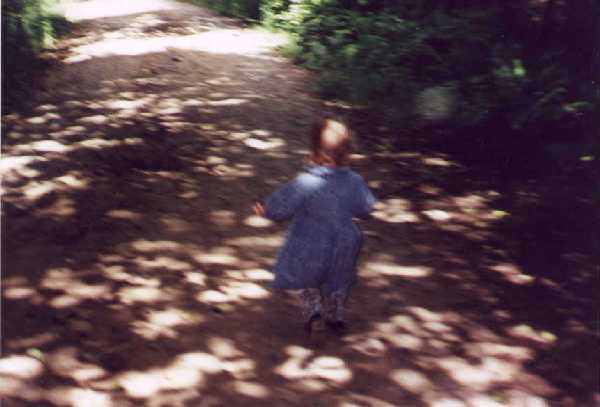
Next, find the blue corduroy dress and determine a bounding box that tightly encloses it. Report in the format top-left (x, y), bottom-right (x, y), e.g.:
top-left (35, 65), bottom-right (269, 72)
top-left (264, 165), bottom-right (376, 295)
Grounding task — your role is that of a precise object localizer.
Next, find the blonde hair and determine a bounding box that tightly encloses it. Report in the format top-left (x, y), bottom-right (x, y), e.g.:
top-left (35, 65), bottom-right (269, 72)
top-left (310, 118), bottom-right (353, 165)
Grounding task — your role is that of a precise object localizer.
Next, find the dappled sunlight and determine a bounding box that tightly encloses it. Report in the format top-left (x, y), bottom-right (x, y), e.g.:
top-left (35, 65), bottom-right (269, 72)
top-left (275, 346), bottom-right (352, 386)
top-left (63, 0), bottom-right (183, 21)
top-left (490, 263), bottom-right (534, 285)
top-left (244, 214), bottom-right (274, 228)
top-left (366, 262), bottom-right (432, 278)
top-left (390, 369), bottom-right (432, 394)
top-left (0, 355), bottom-right (44, 380)
top-left (371, 198), bottom-right (420, 223)
top-left (2, 0), bottom-right (594, 405)
top-left (47, 347), bottom-right (108, 382)
top-left (132, 308), bottom-right (203, 340)
top-left (66, 28), bottom-right (287, 62)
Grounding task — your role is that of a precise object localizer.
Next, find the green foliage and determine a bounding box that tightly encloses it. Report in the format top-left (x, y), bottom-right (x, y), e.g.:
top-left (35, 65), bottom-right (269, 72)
top-left (257, 0), bottom-right (597, 149)
top-left (2, 0), bottom-right (71, 106)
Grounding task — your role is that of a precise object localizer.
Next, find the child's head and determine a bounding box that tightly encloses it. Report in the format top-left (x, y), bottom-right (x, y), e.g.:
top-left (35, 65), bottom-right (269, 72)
top-left (310, 118), bottom-right (353, 166)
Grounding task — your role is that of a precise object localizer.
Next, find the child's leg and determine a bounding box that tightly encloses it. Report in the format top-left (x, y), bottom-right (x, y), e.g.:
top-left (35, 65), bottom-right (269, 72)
top-left (300, 288), bottom-right (322, 320)
top-left (323, 289), bottom-right (348, 324)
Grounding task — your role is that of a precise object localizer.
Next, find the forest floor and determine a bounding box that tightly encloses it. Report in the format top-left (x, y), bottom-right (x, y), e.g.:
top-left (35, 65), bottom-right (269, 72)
top-left (1, 1), bottom-right (597, 406)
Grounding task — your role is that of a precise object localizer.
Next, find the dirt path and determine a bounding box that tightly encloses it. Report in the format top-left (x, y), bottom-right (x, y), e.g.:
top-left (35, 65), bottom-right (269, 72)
top-left (1, 1), bottom-right (596, 406)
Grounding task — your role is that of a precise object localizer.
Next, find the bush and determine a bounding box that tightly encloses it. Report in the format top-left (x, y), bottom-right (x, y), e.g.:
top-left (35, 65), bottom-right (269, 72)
top-left (262, 0), bottom-right (598, 151)
top-left (2, 0), bottom-right (71, 107)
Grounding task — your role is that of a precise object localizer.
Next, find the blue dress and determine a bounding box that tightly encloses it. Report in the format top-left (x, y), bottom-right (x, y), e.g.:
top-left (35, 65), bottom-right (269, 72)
top-left (264, 165), bottom-right (376, 295)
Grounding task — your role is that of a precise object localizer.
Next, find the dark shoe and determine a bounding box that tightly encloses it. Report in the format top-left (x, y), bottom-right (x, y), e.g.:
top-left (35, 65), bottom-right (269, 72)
top-left (325, 320), bottom-right (346, 335)
top-left (304, 313), bottom-right (321, 336)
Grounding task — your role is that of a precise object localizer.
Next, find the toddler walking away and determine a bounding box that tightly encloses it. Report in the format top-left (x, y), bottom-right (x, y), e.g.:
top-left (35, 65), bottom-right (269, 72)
top-left (254, 118), bottom-right (376, 336)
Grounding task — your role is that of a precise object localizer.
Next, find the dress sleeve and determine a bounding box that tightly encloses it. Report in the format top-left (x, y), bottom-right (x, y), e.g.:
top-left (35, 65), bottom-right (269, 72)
top-left (353, 175), bottom-right (377, 218)
top-left (264, 173), bottom-right (318, 222)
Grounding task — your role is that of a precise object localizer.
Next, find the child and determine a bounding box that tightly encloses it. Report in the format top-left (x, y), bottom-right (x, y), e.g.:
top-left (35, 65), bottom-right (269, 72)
top-left (254, 118), bottom-right (376, 335)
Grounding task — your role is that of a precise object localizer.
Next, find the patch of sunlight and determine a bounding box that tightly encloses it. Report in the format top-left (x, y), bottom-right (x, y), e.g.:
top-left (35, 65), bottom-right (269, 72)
top-left (35, 103), bottom-right (57, 112)
top-left (118, 368), bottom-right (204, 399)
top-left (490, 263), bottom-right (534, 285)
top-left (133, 308), bottom-right (202, 339)
top-left (106, 99), bottom-right (147, 110)
top-left (22, 181), bottom-right (56, 201)
top-left (220, 281), bottom-right (270, 300)
top-left (26, 140), bottom-right (71, 153)
top-left (243, 269), bottom-right (273, 281)
top-left (348, 337), bottom-right (387, 357)
top-left (465, 342), bottom-right (533, 361)
top-left (227, 131), bottom-right (250, 141)
top-left (37, 196), bottom-right (77, 218)
top-left (160, 215), bottom-right (192, 233)
top-left (148, 308), bottom-right (199, 328)
top-left (3, 287), bottom-right (38, 300)
top-left (47, 347), bottom-right (107, 382)
top-left (275, 346), bottom-right (351, 385)
top-left (223, 359), bottom-right (257, 380)
top-left (50, 295), bottom-right (82, 308)
top-left (47, 387), bottom-right (113, 407)
top-left (40, 268), bottom-right (76, 290)
top-left (26, 115), bottom-right (47, 125)
top-left (131, 240), bottom-right (183, 252)
top-left (210, 210), bottom-right (236, 227)
top-left (0, 355), bottom-right (44, 379)
top-left (422, 157), bottom-right (455, 167)
top-left (454, 194), bottom-right (488, 211)
top-left (55, 173), bottom-right (89, 189)
top-left (507, 325), bottom-right (557, 344)
top-left (488, 209), bottom-right (510, 219)
top-left (232, 381), bottom-right (269, 398)
top-left (182, 99), bottom-right (205, 107)
top-left (173, 352), bottom-right (222, 374)
top-left (67, 29), bottom-right (286, 61)
top-left (367, 262), bottom-right (432, 278)
top-left (249, 129), bottom-right (270, 137)
top-left (193, 252), bottom-right (238, 266)
top-left (66, 282), bottom-right (112, 300)
top-left (243, 137), bottom-right (286, 150)
top-left (423, 321), bottom-right (452, 334)
top-left (390, 369), bottom-right (431, 393)
top-left (435, 356), bottom-right (519, 391)
top-left (225, 236), bottom-right (283, 248)
top-left (102, 265), bottom-right (160, 287)
top-left (77, 115), bottom-right (109, 125)
top-left (197, 290), bottom-right (230, 303)
top-left (63, 0), bottom-right (180, 21)
top-left (211, 164), bottom-right (255, 178)
top-left (422, 209), bottom-right (453, 222)
top-left (47, 277), bottom-right (112, 308)
top-left (106, 209), bottom-right (143, 221)
top-left (77, 138), bottom-right (121, 150)
top-left (307, 357), bottom-right (352, 383)
top-left (207, 337), bottom-right (245, 359)
top-left (207, 98), bottom-right (248, 107)
top-left (185, 271), bottom-right (207, 286)
top-left (371, 198), bottom-right (420, 223)
top-left (0, 156), bottom-right (46, 178)
top-left (118, 286), bottom-right (164, 305)
top-left (406, 306), bottom-right (445, 323)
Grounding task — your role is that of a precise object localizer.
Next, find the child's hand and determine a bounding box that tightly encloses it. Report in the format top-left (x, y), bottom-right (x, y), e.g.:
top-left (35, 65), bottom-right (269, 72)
top-left (253, 202), bottom-right (266, 217)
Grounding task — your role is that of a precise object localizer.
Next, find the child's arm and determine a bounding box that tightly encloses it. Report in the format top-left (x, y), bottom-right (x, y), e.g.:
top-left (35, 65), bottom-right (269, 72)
top-left (353, 175), bottom-right (377, 218)
top-left (261, 173), bottom-right (318, 222)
